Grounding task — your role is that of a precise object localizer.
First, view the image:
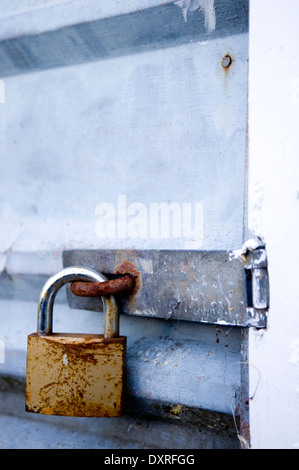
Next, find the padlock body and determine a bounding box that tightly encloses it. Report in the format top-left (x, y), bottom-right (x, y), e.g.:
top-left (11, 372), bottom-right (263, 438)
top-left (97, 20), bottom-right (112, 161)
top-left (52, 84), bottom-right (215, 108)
top-left (26, 333), bottom-right (126, 417)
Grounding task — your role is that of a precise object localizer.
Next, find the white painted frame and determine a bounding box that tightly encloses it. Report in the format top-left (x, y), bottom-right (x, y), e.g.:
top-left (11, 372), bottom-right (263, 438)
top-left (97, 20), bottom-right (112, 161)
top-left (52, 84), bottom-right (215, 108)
top-left (248, 0), bottom-right (299, 449)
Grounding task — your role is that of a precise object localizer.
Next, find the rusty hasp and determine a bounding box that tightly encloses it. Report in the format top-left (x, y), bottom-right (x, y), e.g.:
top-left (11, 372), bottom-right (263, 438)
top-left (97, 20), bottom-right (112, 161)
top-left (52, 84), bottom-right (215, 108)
top-left (71, 274), bottom-right (135, 298)
top-left (63, 245), bottom-right (269, 329)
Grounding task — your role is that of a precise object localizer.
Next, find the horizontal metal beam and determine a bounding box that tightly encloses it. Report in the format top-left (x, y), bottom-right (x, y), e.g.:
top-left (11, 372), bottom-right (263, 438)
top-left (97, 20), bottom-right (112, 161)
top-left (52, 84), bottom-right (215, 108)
top-left (0, 0), bottom-right (249, 77)
top-left (63, 248), bottom-right (268, 328)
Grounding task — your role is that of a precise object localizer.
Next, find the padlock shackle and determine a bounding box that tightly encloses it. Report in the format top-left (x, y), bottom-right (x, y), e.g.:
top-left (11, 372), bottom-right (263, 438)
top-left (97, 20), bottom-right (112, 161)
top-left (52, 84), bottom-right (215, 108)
top-left (37, 267), bottom-right (119, 338)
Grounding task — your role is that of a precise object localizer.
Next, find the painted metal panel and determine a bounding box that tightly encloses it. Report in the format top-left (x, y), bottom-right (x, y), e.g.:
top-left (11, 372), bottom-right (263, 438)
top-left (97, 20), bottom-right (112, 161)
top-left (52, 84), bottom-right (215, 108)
top-left (0, 31), bottom-right (248, 256)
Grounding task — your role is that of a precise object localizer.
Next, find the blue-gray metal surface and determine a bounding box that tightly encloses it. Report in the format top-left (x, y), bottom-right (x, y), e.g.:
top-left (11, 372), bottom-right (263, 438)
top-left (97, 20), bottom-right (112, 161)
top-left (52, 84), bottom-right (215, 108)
top-left (1, 315), bottom-right (242, 415)
top-left (0, 30), bottom-right (249, 252)
top-left (0, 374), bottom-right (239, 449)
top-left (0, 304), bottom-right (242, 447)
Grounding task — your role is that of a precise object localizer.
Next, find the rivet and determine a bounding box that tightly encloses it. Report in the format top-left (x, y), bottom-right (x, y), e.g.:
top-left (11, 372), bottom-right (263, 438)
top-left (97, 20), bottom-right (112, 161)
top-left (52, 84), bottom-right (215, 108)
top-left (222, 55), bottom-right (232, 68)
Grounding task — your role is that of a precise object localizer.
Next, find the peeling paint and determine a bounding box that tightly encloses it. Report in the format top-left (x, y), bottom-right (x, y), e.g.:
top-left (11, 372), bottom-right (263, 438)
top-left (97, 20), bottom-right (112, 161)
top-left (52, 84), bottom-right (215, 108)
top-left (174, 0), bottom-right (216, 31)
top-left (229, 237), bottom-right (264, 261)
top-left (62, 353), bottom-right (68, 366)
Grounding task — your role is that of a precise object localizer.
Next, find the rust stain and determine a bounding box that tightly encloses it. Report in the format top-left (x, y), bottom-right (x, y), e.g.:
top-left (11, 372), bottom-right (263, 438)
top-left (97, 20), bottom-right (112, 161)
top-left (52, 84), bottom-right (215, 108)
top-left (221, 54), bottom-right (233, 72)
top-left (25, 333), bottom-right (126, 417)
top-left (70, 275), bottom-right (135, 298)
top-left (235, 402), bottom-right (251, 449)
top-left (114, 261), bottom-right (140, 295)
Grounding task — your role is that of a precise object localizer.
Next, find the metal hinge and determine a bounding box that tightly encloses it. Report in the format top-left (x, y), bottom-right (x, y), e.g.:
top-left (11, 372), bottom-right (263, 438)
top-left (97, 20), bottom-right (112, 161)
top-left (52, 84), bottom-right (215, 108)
top-left (63, 239), bottom-right (269, 329)
top-left (242, 245), bottom-right (269, 312)
top-left (233, 239), bottom-right (269, 327)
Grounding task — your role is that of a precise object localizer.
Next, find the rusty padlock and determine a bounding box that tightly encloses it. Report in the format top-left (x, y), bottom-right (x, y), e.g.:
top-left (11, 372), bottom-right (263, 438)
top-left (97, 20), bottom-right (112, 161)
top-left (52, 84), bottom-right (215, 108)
top-left (25, 267), bottom-right (126, 417)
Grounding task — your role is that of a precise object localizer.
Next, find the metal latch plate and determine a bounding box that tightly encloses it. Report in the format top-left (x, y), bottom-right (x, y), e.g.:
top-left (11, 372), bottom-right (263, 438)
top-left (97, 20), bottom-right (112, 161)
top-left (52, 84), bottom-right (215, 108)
top-left (63, 247), bottom-right (268, 328)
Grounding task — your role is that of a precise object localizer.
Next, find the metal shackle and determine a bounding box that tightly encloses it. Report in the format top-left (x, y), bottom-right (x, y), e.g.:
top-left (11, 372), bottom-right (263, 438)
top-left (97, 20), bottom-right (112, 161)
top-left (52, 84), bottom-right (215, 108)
top-left (37, 267), bottom-right (119, 338)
